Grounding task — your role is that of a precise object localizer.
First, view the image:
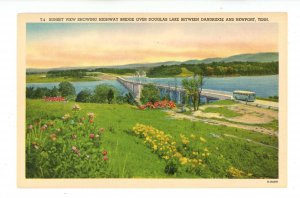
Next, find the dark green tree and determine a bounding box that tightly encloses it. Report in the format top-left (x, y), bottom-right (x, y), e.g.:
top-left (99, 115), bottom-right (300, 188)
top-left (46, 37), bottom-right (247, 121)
top-left (182, 74), bottom-right (204, 111)
top-left (58, 81), bottom-right (76, 97)
top-left (75, 89), bottom-right (92, 103)
top-left (92, 85), bottom-right (118, 103)
top-left (140, 84), bottom-right (160, 103)
top-left (107, 89), bottom-right (114, 104)
top-left (50, 86), bottom-right (59, 97)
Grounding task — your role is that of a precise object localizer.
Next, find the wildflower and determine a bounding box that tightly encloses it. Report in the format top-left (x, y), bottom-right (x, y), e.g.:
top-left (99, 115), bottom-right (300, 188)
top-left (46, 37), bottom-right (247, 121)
top-left (95, 134), bottom-right (100, 139)
top-left (162, 155), bottom-right (170, 160)
top-left (87, 113), bottom-right (95, 120)
top-left (102, 150), bottom-right (108, 156)
top-left (228, 166), bottom-right (246, 178)
top-left (32, 142), bottom-right (39, 150)
top-left (89, 134), bottom-right (95, 139)
top-left (62, 113), bottom-right (71, 121)
top-left (41, 124), bottom-right (47, 131)
top-left (47, 121), bottom-right (54, 126)
top-left (99, 128), bottom-right (105, 133)
top-left (71, 146), bottom-right (80, 156)
top-left (103, 156), bottom-right (108, 161)
top-left (56, 128), bottom-right (61, 132)
top-left (50, 133), bottom-right (57, 141)
top-left (71, 134), bottom-right (77, 140)
top-left (180, 134), bottom-right (190, 145)
top-left (28, 125), bottom-right (33, 130)
top-left (89, 119), bottom-right (94, 124)
top-left (200, 137), bottom-right (207, 143)
top-left (72, 104), bottom-right (81, 111)
top-left (179, 157), bottom-right (188, 165)
top-left (190, 134), bottom-right (196, 139)
top-left (80, 117), bottom-right (85, 121)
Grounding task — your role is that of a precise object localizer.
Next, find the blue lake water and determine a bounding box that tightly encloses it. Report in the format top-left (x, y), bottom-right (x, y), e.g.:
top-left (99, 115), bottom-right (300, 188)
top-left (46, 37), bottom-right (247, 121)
top-left (26, 75), bottom-right (278, 98)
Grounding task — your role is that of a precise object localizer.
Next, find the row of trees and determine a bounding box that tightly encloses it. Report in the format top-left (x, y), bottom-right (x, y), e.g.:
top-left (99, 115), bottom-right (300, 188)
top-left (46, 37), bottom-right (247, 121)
top-left (75, 86), bottom-right (135, 105)
top-left (92, 68), bottom-right (136, 75)
top-left (147, 61), bottom-right (278, 77)
top-left (46, 69), bottom-right (88, 78)
top-left (26, 82), bottom-right (76, 99)
top-left (26, 81), bottom-right (136, 105)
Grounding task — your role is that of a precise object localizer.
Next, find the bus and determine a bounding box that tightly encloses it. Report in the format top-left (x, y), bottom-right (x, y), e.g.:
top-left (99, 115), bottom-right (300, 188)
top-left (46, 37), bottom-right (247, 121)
top-left (233, 90), bottom-right (256, 102)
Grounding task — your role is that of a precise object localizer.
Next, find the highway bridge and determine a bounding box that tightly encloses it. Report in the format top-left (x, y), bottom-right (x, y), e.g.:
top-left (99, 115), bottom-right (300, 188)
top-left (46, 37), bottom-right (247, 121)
top-left (117, 76), bottom-right (233, 103)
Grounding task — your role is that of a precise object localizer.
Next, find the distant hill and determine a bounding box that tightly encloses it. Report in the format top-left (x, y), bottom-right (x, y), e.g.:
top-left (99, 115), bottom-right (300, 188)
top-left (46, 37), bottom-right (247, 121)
top-left (27, 52), bottom-right (278, 73)
top-left (182, 52), bottom-right (278, 65)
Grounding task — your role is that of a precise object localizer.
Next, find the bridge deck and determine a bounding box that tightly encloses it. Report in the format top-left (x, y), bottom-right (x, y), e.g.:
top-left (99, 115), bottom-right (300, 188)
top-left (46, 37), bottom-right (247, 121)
top-left (117, 76), bottom-right (232, 100)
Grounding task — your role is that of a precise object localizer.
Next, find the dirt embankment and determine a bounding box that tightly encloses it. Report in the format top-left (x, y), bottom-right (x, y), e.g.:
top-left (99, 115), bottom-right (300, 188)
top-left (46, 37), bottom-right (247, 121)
top-left (166, 102), bottom-right (278, 136)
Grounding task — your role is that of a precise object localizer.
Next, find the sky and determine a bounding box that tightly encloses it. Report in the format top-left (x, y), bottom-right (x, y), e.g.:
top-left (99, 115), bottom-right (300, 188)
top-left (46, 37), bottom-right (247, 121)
top-left (26, 22), bottom-right (278, 68)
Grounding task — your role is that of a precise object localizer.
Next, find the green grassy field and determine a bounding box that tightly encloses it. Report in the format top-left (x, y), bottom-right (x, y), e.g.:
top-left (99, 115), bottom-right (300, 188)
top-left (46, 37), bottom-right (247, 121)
top-left (26, 73), bottom-right (98, 83)
top-left (26, 99), bottom-right (278, 178)
top-left (176, 68), bottom-right (194, 77)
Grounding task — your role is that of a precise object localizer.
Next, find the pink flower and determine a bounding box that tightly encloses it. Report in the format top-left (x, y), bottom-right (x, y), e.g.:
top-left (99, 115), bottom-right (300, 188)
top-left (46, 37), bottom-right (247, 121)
top-left (102, 150), bottom-right (108, 156)
top-left (103, 156), bottom-right (108, 161)
top-left (89, 134), bottom-right (95, 139)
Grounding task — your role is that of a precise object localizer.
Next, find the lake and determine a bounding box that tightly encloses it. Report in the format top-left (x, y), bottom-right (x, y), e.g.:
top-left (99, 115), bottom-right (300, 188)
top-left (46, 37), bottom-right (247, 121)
top-left (26, 75), bottom-right (278, 98)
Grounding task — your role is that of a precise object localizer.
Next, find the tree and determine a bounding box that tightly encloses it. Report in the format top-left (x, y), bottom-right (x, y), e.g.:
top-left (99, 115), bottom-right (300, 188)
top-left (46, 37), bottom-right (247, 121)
top-left (107, 89), bottom-right (114, 104)
top-left (75, 89), bottom-right (92, 103)
top-left (26, 87), bottom-right (35, 98)
top-left (58, 81), bottom-right (76, 97)
top-left (140, 84), bottom-right (160, 103)
top-left (182, 74), bottom-right (204, 111)
top-left (49, 86), bottom-right (59, 97)
top-left (92, 85), bottom-right (118, 103)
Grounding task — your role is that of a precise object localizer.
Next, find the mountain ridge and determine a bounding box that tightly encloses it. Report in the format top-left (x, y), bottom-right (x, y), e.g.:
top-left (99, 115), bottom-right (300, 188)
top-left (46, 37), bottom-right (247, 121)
top-left (27, 52), bottom-right (278, 73)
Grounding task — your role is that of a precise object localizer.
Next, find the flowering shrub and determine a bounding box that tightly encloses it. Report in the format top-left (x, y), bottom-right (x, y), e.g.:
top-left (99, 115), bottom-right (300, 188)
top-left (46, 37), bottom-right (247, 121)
top-left (26, 106), bottom-right (110, 178)
top-left (131, 124), bottom-right (253, 178)
top-left (132, 124), bottom-right (206, 175)
top-left (138, 100), bottom-right (176, 110)
top-left (44, 96), bottom-right (65, 102)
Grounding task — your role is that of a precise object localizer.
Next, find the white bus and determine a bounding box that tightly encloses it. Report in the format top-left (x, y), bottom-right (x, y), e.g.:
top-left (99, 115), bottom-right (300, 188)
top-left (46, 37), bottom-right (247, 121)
top-left (233, 90), bottom-right (256, 102)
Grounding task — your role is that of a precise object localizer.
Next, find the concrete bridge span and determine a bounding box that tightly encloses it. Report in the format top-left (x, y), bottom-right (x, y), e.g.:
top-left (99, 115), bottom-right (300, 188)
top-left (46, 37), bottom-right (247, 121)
top-left (117, 76), bottom-right (233, 103)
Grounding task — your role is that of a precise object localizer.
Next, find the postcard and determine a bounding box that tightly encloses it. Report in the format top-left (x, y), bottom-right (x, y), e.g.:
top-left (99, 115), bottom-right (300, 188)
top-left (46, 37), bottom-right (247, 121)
top-left (17, 13), bottom-right (287, 187)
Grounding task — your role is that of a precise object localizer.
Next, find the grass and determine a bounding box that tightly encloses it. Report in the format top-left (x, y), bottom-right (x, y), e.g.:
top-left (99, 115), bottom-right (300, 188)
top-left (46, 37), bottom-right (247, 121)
top-left (176, 67), bottom-right (194, 77)
top-left (26, 73), bottom-right (98, 83)
top-left (203, 107), bottom-right (241, 118)
top-left (256, 97), bottom-right (279, 102)
top-left (26, 99), bottom-right (278, 178)
top-left (208, 100), bottom-right (237, 105)
top-left (258, 120), bottom-right (279, 131)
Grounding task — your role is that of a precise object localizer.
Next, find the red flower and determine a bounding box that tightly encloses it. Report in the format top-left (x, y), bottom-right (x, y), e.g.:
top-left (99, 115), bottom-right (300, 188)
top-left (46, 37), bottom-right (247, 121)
top-left (89, 119), bottom-right (94, 124)
top-left (89, 134), bottom-right (95, 139)
top-left (103, 156), bottom-right (108, 161)
top-left (102, 150), bottom-right (108, 156)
